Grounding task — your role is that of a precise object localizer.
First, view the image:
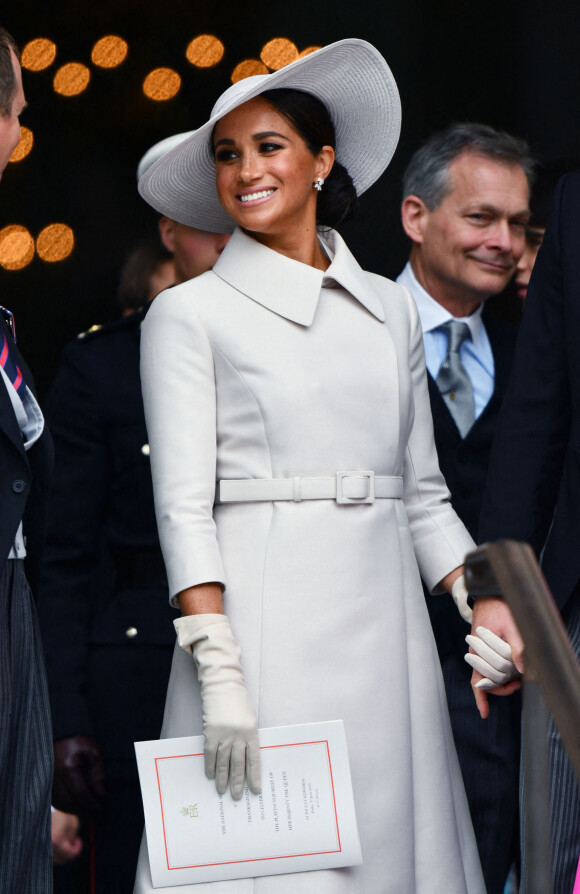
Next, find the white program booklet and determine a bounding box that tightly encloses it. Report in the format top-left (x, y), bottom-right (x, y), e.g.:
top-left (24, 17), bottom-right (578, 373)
top-left (135, 720), bottom-right (362, 888)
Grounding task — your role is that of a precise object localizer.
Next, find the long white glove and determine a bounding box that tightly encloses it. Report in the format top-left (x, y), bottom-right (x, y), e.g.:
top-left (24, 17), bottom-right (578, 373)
top-left (451, 575), bottom-right (473, 624)
top-left (464, 626), bottom-right (519, 690)
top-left (174, 613), bottom-right (261, 800)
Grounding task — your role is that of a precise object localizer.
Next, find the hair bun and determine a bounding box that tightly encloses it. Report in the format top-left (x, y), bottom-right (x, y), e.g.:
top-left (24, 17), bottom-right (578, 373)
top-left (318, 160), bottom-right (357, 229)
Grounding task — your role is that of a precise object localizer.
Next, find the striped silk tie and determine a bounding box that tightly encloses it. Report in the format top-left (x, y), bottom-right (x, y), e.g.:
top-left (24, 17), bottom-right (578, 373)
top-left (0, 332), bottom-right (26, 396)
top-left (435, 320), bottom-right (475, 437)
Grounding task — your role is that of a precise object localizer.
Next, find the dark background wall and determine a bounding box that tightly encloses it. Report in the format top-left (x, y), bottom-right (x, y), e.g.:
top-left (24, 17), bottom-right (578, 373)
top-left (1, 0), bottom-right (578, 397)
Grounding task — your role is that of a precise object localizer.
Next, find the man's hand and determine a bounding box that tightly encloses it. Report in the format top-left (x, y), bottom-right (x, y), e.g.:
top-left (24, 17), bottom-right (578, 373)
top-left (52, 735), bottom-right (108, 815)
top-left (468, 597), bottom-right (524, 719)
top-left (51, 809), bottom-right (83, 865)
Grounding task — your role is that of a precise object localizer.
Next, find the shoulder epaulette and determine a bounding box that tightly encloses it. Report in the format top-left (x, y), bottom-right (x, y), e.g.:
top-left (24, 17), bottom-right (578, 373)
top-left (76, 307), bottom-right (147, 341)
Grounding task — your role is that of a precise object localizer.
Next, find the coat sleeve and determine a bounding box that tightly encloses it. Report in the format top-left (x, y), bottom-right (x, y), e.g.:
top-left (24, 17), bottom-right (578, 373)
top-left (140, 286), bottom-right (226, 604)
top-left (399, 286), bottom-right (476, 591)
top-left (479, 174), bottom-right (571, 552)
top-left (37, 339), bottom-right (109, 739)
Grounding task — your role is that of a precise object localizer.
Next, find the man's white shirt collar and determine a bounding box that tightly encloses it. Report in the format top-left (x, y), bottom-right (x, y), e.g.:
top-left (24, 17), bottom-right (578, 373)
top-left (397, 261), bottom-right (485, 347)
top-left (396, 261), bottom-right (495, 420)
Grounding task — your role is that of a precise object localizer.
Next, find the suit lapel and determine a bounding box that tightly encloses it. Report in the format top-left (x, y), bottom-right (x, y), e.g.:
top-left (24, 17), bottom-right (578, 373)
top-left (469, 310), bottom-right (516, 433)
top-left (427, 370), bottom-right (462, 438)
top-left (481, 308), bottom-right (515, 397)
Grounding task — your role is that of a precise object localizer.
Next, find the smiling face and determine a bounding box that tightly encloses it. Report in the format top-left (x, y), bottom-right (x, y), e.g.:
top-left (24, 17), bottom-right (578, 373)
top-left (403, 151), bottom-right (530, 315)
top-left (213, 97), bottom-right (333, 250)
top-left (0, 49), bottom-right (26, 181)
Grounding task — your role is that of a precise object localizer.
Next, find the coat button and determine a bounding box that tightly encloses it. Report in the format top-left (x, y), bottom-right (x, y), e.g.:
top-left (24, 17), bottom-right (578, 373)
top-left (141, 444), bottom-right (150, 456)
top-left (125, 626), bottom-right (138, 639)
top-left (12, 479), bottom-right (26, 493)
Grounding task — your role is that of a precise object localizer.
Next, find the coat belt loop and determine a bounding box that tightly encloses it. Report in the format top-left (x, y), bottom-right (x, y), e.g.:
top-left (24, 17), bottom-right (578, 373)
top-left (293, 476), bottom-right (302, 502)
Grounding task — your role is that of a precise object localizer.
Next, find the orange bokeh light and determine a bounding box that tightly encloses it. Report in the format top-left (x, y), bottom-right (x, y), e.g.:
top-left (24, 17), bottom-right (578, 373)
top-left (9, 127), bottom-right (34, 163)
top-left (231, 59), bottom-right (269, 84)
top-left (21, 38), bottom-right (57, 72)
top-left (143, 68), bottom-right (181, 101)
top-left (0, 226), bottom-right (35, 271)
top-left (298, 46), bottom-right (322, 59)
top-left (91, 35), bottom-right (128, 69)
top-left (36, 224), bottom-right (75, 263)
top-left (53, 63), bottom-right (91, 97)
top-left (186, 35), bottom-right (224, 68)
top-left (260, 38), bottom-right (299, 71)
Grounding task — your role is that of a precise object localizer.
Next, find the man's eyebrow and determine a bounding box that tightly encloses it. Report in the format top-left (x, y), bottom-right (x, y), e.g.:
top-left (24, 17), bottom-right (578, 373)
top-left (464, 202), bottom-right (530, 218)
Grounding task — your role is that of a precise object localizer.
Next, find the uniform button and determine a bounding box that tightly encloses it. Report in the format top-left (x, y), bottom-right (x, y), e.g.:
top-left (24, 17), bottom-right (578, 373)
top-left (141, 444), bottom-right (150, 456)
top-left (12, 479), bottom-right (26, 493)
top-left (125, 626), bottom-right (138, 639)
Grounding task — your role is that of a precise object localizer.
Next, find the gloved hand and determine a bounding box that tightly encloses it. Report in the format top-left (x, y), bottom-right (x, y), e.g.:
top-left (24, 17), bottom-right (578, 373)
top-left (52, 735), bottom-right (107, 815)
top-left (451, 574), bottom-right (473, 624)
top-left (464, 625), bottom-right (519, 690)
top-left (174, 613), bottom-right (261, 800)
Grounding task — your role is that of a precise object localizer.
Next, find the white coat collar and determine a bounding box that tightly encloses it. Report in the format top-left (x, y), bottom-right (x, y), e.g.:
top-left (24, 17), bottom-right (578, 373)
top-left (212, 227), bottom-right (385, 326)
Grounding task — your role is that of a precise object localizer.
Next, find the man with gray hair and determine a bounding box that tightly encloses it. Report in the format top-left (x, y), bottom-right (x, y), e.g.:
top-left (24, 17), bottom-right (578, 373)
top-left (0, 25), bottom-right (54, 892)
top-left (397, 122), bottom-right (533, 894)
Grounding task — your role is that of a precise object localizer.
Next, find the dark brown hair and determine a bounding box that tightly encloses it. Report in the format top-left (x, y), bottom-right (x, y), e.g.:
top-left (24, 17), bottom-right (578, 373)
top-left (260, 88), bottom-right (357, 229)
top-left (117, 241), bottom-right (173, 313)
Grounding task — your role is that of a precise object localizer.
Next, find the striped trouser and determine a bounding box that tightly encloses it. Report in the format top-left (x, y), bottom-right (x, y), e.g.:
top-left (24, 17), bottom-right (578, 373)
top-left (0, 559), bottom-right (53, 894)
top-left (520, 593), bottom-right (580, 894)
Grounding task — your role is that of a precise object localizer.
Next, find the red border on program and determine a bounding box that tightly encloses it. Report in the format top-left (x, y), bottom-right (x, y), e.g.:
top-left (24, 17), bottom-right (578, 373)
top-left (154, 739), bottom-right (341, 871)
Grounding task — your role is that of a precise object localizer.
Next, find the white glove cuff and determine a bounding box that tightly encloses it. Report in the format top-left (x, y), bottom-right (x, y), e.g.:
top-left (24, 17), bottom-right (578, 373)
top-left (174, 613), bottom-right (230, 654)
top-left (451, 575), bottom-right (473, 624)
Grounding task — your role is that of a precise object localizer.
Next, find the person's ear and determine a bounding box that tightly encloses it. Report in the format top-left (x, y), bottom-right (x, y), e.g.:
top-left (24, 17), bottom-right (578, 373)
top-left (316, 145), bottom-right (335, 183)
top-left (400, 195), bottom-right (429, 245)
top-left (158, 216), bottom-right (176, 253)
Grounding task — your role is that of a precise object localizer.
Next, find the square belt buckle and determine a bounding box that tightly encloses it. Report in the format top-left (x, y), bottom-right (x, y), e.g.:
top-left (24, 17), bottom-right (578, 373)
top-left (336, 470), bottom-right (375, 504)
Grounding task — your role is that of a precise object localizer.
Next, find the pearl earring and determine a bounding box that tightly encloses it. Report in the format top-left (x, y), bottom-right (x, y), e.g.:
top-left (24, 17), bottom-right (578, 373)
top-left (313, 177), bottom-right (324, 192)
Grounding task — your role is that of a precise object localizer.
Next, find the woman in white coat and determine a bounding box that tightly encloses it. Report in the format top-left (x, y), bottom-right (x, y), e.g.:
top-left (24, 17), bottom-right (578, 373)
top-left (135, 39), bottom-right (486, 893)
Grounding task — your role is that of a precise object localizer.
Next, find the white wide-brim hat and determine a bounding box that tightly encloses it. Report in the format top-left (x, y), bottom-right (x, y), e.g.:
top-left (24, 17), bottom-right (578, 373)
top-left (137, 131), bottom-right (195, 182)
top-left (138, 38), bottom-right (401, 233)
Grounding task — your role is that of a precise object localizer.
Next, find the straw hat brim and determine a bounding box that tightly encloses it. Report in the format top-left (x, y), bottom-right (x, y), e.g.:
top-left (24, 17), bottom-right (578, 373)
top-left (138, 38), bottom-right (401, 233)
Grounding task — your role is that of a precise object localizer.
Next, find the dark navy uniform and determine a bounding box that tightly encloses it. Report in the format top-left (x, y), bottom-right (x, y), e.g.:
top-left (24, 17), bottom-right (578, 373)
top-left (37, 307), bottom-right (178, 893)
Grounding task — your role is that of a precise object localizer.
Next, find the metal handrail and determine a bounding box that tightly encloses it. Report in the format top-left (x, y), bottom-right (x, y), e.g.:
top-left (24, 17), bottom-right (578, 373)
top-left (465, 540), bottom-right (580, 894)
top-left (465, 539), bottom-right (580, 779)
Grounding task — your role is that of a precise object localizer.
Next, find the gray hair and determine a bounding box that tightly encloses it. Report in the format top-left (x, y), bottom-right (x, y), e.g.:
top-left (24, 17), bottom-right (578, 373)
top-left (402, 123), bottom-right (535, 210)
top-left (0, 27), bottom-right (19, 118)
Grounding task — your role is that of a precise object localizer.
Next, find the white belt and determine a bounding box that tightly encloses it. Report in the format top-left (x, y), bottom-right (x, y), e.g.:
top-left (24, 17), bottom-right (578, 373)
top-left (217, 472), bottom-right (403, 505)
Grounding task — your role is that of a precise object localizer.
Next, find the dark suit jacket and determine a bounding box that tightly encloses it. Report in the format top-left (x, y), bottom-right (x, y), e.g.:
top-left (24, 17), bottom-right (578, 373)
top-left (37, 309), bottom-right (178, 777)
top-left (428, 307), bottom-right (518, 540)
top-left (0, 314), bottom-right (53, 594)
top-left (425, 304), bottom-right (521, 894)
top-left (426, 307), bottom-right (517, 655)
top-left (480, 172), bottom-right (580, 614)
